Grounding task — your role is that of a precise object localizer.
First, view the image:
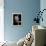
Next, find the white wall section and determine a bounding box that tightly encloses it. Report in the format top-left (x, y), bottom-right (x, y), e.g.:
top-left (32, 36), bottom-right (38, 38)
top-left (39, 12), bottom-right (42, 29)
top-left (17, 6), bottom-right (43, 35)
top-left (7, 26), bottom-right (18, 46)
top-left (0, 0), bottom-right (4, 42)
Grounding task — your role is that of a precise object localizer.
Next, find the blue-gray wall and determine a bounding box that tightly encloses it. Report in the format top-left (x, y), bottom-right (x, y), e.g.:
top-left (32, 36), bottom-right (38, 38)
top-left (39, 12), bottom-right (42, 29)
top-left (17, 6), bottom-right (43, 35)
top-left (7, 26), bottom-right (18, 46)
top-left (4, 0), bottom-right (40, 42)
top-left (40, 0), bottom-right (46, 27)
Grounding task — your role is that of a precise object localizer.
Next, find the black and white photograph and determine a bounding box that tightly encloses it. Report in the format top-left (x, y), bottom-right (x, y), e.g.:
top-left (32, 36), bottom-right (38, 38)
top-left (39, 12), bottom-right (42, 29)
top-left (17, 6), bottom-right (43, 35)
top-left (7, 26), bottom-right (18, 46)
top-left (13, 14), bottom-right (21, 25)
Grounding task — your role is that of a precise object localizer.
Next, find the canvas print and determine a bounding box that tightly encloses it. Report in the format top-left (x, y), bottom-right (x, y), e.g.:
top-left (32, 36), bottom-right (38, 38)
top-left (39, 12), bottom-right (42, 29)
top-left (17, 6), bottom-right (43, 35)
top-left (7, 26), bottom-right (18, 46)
top-left (13, 14), bottom-right (21, 25)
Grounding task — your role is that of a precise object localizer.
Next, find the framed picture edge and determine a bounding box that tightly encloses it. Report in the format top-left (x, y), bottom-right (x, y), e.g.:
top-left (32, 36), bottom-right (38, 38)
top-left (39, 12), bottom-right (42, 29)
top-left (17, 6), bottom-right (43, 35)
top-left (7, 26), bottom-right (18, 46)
top-left (12, 12), bottom-right (22, 26)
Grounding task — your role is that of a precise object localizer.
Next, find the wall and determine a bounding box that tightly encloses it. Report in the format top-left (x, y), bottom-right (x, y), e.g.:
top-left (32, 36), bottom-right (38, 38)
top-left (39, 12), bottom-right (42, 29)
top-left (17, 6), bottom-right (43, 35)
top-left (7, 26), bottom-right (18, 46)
top-left (40, 0), bottom-right (46, 26)
top-left (0, 0), bottom-right (4, 42)
top-left (4, 0), bottom-right (40, 42)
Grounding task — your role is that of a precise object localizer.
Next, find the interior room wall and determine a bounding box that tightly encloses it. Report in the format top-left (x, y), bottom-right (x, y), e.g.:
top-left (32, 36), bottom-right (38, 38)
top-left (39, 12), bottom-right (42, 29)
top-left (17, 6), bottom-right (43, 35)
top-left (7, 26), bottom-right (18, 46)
top-left (0, 0), bottom-right (4, 42)
top-left (40, 0), bottom-right (46, 26)
top-left (4, 0), bottom-right (40, 42)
